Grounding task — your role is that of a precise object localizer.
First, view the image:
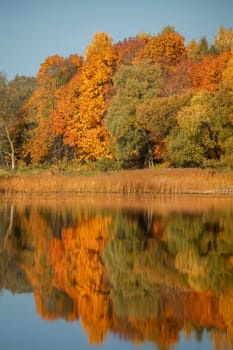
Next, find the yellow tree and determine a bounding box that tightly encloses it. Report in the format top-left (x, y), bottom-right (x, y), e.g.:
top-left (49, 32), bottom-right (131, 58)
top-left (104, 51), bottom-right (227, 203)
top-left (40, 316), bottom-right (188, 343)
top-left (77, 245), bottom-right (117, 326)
top-left (186, 39), bottom-right (200, 61)
top-left (214, 26), bottom-right (233, 52)
top-left (222, 49), bottom-right (233, 93)
top-left (62, 32), bottom-right (118, 162)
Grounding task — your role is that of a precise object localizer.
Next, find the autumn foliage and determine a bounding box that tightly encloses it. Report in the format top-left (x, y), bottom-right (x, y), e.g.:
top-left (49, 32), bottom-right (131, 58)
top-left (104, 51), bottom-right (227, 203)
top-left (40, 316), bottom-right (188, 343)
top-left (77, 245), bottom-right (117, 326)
top-left (1, 25), bottom-right (233, 170)
top-left (133, 30), bottom-right (186, 72)
top-left (188, 52), bottom-right (230, 91)
top-left (3, 201), bottom-right (233, 349)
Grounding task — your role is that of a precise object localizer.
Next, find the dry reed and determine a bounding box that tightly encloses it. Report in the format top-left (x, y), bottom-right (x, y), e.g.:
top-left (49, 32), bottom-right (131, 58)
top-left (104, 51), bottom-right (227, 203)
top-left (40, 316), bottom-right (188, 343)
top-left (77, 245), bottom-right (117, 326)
top-left (0, 168), bottom-right (233, 198)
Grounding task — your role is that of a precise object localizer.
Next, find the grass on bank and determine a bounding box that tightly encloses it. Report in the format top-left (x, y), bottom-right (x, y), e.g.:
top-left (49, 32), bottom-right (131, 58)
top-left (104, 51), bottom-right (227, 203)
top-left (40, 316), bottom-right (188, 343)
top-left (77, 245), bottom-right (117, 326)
top-left (0, 167), bottom-right (233, 197)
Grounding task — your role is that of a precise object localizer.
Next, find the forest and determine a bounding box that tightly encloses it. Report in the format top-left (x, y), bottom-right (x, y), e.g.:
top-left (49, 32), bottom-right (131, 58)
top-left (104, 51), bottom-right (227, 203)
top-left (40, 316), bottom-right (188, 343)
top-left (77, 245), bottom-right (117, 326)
top-left (1, 25), bottom-right (233, 171)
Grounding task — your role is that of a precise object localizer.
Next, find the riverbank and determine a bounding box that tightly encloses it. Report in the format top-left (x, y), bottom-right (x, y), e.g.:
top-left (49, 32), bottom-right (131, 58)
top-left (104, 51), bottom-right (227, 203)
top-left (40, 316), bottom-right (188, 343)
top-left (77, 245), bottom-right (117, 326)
top-left (0, 168), bottom-right (233, 197)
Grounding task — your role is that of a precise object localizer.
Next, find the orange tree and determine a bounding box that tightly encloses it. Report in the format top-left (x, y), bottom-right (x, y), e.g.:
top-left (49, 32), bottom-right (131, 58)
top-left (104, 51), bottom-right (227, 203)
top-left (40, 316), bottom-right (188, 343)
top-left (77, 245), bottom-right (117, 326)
top-left (188, 52), bottom-right (230, 92)
top-left (133, 29), bottom-right (186, 74)
top-left (114, 33), bottom-right (149, 65)
top-left (22, 54), bottom-right (82, 165)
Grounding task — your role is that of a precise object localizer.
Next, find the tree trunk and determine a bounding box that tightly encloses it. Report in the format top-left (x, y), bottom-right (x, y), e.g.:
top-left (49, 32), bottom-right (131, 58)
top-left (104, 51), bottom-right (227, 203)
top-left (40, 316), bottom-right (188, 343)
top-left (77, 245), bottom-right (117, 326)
top-left (4, 124), bottom-right (15, 170)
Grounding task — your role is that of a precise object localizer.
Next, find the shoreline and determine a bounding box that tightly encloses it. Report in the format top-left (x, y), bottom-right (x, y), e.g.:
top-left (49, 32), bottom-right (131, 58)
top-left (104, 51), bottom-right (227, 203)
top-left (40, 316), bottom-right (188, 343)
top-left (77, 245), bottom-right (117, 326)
top-left (0, 168), bottom-right (233, 197)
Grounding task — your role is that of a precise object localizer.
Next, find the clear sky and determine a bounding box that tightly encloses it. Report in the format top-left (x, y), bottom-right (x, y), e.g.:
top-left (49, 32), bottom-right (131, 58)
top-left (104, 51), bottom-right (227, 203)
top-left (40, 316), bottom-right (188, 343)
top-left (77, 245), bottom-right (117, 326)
top-left (1, 0), bottom-right (233, 80)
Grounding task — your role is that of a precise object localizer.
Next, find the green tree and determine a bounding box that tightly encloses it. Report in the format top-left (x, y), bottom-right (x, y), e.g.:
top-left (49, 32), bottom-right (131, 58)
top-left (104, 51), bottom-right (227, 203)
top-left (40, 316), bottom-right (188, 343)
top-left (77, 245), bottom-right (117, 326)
top-left (105, 61), bottom-right (162, 168)
top-left (167, 91), bottom-right (219, 167)
top-left (0, 74), bottom-right (36, 169)
top-left (198, 36), bottom-right (209, 56)
top-left (210, 87), bottom-right (233, 168)
top-left (167, 130), bottom-right (206, 167)
top-left (137, 92), bottom-right (192, 163)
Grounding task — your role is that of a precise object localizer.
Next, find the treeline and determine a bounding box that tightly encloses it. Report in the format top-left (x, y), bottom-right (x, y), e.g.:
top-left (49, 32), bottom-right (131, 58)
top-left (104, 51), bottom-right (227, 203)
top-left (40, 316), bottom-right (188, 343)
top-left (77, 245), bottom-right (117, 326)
top-left (1, 25), bottom-right (233, 170)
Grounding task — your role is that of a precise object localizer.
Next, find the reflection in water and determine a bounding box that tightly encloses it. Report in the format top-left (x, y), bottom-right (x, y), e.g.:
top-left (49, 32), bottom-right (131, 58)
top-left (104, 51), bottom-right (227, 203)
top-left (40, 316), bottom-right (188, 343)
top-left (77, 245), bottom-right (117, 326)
top-left (1, 196), bottom-right (233, 349)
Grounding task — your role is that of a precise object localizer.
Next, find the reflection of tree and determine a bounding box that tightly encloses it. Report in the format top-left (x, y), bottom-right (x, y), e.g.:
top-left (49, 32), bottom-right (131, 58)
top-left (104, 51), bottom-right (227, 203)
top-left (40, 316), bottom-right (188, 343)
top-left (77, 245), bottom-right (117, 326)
top-left (103, 211), bottom-right (187, 310)
top-left (38, 206), bottom-right (77, 239)
top-left (49, 213), bottom-right (112, 344)
top-left (166, 213), bottom-right (233, 294)
top-left (3, 204), bottom-right (14, 249)
top-left (198, 222), bottom-right (220, 256)
top-left (103, 209), bottom-right (233, 349)
top-left (1, 203), bottom-right (233, 349)
top-left (103, 211), bottom-right (188, 349)
top-left (0, 204), bottom-right (14, 251)
top-left (34, 288), bottom-right (74, 322)
top-left (0, 204), bottom-right (31, 293)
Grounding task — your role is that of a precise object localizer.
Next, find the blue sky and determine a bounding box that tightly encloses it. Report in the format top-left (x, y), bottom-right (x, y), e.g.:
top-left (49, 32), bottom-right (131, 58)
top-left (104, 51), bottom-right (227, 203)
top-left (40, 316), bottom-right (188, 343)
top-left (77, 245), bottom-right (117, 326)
top-left (1, 0), bottom-right (233, 80)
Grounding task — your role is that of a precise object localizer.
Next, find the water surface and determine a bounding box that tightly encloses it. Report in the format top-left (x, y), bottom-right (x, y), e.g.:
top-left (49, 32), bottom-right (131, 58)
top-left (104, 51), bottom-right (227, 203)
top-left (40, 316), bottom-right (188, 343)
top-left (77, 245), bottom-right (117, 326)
top-left (0, 195), bottom-right (233, 350)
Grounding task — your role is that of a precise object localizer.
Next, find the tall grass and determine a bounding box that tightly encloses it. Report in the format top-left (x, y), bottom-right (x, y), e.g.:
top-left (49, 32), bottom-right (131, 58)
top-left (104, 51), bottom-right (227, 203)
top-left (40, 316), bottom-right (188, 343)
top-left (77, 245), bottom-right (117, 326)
top-left (0, 168), bottom-right (233, 198)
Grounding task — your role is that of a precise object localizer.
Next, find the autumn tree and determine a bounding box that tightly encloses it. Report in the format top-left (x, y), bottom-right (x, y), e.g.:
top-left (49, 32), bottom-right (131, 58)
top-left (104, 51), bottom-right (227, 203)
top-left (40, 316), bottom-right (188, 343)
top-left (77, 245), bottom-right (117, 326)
top-left (50, 72), bottom-right (81, 164)
top-left (188, 52), bottom-right (230, 92)
top-left (22, 54), bottom-right (82, 165)
top-left (162, 56), bottom-right (193, 96)
top-left (186, 39), bottom-right (200, 61)
top-left (134, 29), bottom-right (185, 73)
top-left (105, 61), bottom-right (162, 168)
top-left (114, 33), bottom-right (149, 65)
top-left (214, 26), bottom-right (233, 52)
top-left (222, 49), bottom-right (233, 91)
top-left (57, 32), bottom-right (118, 162)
